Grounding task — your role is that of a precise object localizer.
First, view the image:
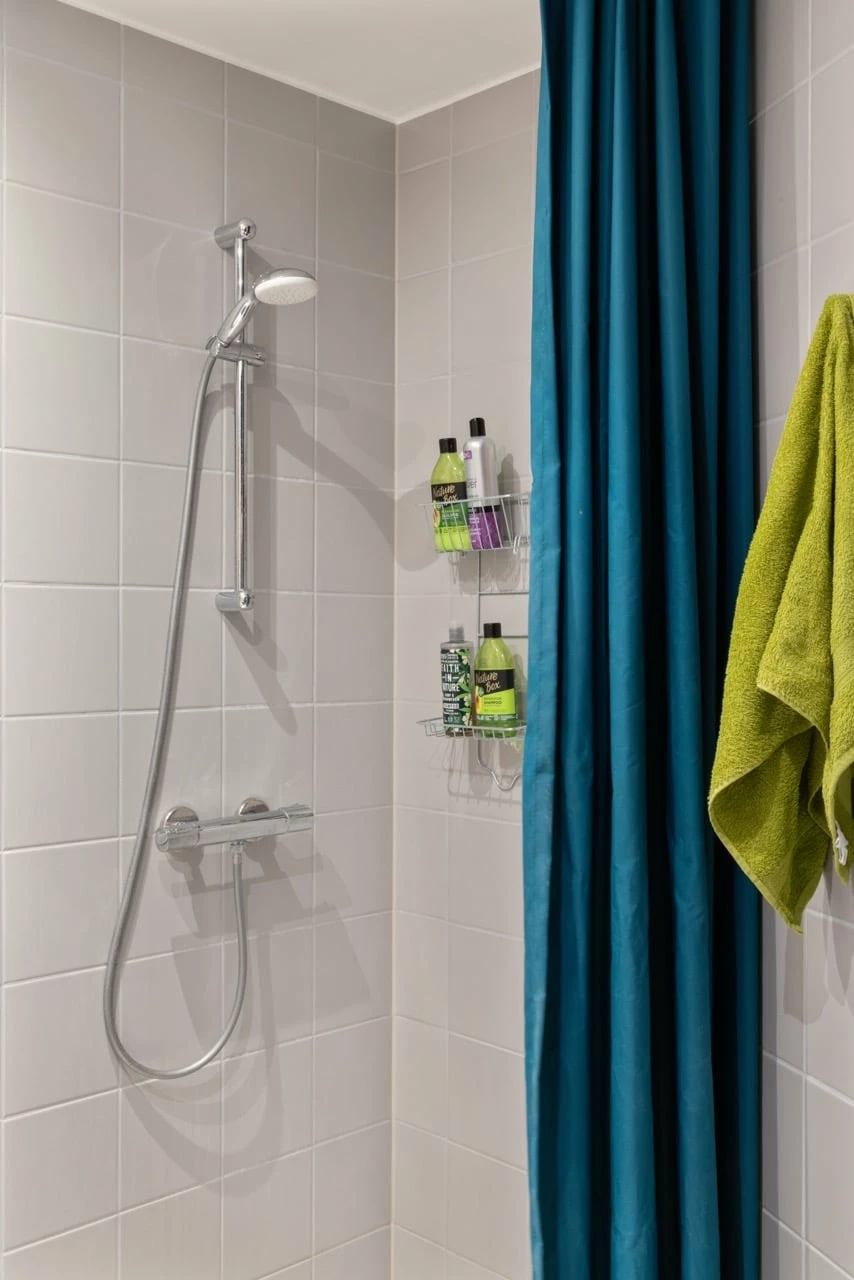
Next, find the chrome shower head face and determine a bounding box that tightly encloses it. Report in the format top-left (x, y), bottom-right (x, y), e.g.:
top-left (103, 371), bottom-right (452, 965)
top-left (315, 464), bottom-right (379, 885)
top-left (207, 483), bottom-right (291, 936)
top-left (254, 268), bottom-right (318, 307)
top-left (212, 267), bottom-right (318, 348)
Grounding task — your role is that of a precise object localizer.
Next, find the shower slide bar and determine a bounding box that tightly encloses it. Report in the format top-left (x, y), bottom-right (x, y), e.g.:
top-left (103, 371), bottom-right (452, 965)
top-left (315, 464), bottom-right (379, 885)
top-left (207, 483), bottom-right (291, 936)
top-left (156, 798), bottom-right (313, 855)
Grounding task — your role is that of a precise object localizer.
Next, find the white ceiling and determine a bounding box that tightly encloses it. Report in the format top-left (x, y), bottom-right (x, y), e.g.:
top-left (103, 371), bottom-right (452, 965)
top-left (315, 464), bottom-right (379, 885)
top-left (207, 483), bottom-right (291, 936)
top-left (62, 0), bottom-right (542, 123)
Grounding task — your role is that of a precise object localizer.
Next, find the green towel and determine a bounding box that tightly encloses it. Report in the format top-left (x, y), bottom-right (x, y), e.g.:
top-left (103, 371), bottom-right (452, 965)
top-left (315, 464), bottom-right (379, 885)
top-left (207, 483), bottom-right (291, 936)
top-left (710, 295), bottom-right (854, 931)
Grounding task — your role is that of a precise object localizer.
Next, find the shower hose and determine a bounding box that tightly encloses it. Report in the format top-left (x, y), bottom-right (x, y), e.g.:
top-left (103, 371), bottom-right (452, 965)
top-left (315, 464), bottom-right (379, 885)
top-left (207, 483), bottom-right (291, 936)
top-left (103, 353), bottom-right (249, 1079)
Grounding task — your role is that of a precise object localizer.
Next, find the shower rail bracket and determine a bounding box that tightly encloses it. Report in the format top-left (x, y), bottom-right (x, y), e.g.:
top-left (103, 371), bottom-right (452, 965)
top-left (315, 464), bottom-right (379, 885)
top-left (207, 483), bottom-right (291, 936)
top-left (216, 588), bottom-right (255, 613)
top-left (156, 798), bottom-right (313, 854)
top-left (205, 337), bottom-right (267, 367)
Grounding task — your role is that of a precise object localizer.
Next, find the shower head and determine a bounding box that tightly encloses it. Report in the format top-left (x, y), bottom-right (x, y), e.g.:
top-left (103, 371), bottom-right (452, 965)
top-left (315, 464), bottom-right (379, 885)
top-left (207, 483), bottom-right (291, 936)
top-left (211, 267), bottom-right (317, 350)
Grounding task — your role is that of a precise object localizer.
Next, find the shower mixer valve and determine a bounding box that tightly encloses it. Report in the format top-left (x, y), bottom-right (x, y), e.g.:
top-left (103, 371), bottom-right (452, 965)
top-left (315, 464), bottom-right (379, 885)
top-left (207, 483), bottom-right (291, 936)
top-left (155, 798), bottom-right (314, 855)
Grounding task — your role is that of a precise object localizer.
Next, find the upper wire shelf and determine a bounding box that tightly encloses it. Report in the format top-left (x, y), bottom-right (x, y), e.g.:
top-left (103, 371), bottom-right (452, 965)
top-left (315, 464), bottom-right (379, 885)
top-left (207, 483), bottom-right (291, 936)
top-left (424, 492), bottom-right (530, 555)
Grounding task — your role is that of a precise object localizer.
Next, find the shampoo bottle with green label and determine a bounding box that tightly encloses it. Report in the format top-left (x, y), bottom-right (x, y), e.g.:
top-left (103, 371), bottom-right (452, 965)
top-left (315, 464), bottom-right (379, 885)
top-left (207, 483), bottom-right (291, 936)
top-left (474, 623), bottom-right (517, 737)
top-left (441, 624), bottom-right (473, 734)
top-left (431, 438), bottom-right (471, 553)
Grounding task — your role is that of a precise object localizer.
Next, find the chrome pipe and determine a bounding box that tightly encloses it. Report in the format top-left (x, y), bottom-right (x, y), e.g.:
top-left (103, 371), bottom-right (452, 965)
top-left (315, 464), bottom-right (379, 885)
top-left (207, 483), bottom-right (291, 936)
top-left (217, 221), bottom-right (255, 614)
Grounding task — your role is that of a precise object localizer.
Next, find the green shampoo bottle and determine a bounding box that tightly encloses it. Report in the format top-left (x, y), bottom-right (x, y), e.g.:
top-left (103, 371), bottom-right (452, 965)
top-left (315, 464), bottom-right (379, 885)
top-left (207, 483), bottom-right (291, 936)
top-left (474, 623), bottom-right (517, 736)
top-left (431, 438), bottom-right (471, 553)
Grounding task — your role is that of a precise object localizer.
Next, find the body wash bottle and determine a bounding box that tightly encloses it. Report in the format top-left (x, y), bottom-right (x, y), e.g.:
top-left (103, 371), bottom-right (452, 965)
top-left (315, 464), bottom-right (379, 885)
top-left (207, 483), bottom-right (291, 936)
top-left (431, 438), bottom-right (471, 552)
top-left (475, 623), bottom-right (517, 736)
top-left (441, 624), bottom-right (473, 734)
top-left (463, 417), bottom-right (504, 549)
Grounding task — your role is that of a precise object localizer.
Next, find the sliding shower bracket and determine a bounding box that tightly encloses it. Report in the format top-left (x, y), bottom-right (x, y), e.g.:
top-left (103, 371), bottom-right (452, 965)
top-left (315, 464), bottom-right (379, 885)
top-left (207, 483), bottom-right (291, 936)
top-left (215, 218), bottom-right (258, 614)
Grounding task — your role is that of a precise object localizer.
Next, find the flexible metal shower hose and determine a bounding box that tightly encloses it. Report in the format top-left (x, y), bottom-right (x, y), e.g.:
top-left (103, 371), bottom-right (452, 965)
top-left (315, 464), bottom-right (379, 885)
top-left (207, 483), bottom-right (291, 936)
top-left (103, 353), bottom-right (249, 1079)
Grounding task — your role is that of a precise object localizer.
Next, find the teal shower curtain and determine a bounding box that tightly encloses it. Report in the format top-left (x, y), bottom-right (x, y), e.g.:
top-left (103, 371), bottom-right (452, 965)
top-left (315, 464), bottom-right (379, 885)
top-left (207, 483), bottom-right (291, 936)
top-left (523, 1), bottom-right (759, 1277)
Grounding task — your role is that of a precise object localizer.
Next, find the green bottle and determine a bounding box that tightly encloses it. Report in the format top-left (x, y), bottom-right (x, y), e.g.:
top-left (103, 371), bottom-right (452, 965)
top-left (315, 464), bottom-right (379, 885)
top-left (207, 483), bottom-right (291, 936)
top-left (431, 438), bottom-right (471, 553)
top-left (475, 623), bottom-right (517, 737)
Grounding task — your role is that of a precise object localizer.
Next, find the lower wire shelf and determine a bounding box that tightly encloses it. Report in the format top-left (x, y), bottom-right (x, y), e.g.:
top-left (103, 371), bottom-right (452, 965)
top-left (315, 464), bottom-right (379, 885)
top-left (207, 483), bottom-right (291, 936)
top-left (419, 717), bottom-right (526, 743)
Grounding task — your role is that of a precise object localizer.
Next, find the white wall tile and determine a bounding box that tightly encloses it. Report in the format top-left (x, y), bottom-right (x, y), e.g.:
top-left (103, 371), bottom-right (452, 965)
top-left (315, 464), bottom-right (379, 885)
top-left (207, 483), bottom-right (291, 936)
top-left (805, 914), bottom-right (854, 1098)
top-left (447, 1146), bottom-right (530, 1280)
top-left (316, 374), bottom-right (395, 490)
top-left (121, 338), bottom-right (223, 469)
top-left (5, 186), bottom-right (119, 331)
top-left (315, 700), bottom-right (393, 814)
top-left (226, 124), bottom-right (316, 257)
top-left (120, 707), bottom-right (222, 835)
top-left (812, 0), bottom-right (854, 71)
top-left (319, 155), bottom-right (395, 276)
top-left (755, 0), bottom-right (809, 110)
top-left (393, 1229), bottom-right (446, 1280)
top-left (223, 704), bottom-right (313, 815)
top-left (315, 913), bottom-right (392, 1032)
top-left (452, 132), bottom-right (534, 263)
top-left (250, 363), bottom-right (316, 481)
top-left (809, 1247), bottom-right (853, 1280)
top-left (3, 840), bottom-right (118, 981)
top-left (315, 1229), bottom-right (391, 1280)
top-left (5, 0), bottom-right (121, 76)
top-left (4, 968), bottom-right (117, 1114)
top-left (225, 928), bottom-right (313, 1057)
top-left (316, 485), bottom-right (394, 594)
top-left (319, 100), bottom-right (395, 170)
top-left (763, 902), bottom-right (804, 1068)
top-left (253, 477), bottom-right (315, 592)
top-left (222, 1040), bottom-right (313, 1174)
top-left (121, 588), bottom-right (221, 710)
top-left (5, 318), bottom-right (119, 459)
top-left (4, 452), bottom-right (118, 584)
top-left (754, 87), bottom-right (808, 265)
top-left (397, 270), bottom-right (450, 383)
top-left (398, 107), bottom-right (451, 172)
top-left (124, 28), bottom-right (224, 113)
top-left (449, 1035), bottom-right (526, 1168)
top-left (812, 51), bottom-right (854, 241)
top-left (314, 807), bottom-right (394, 920)
top-left (120, 1067), bottom-right (222, 1208)
top-left (315, 594), bottom-right (394, 702)
top-left (6, 51), bottom-right (120, 207)
top-left (763, 1055), bottom-right (803, 1233)
top-left (452, 74), bottom-right (536, 153)
top-left (755, 251), bottom-right (809, 422)
top-left (119, 833), bottom-right (224, 960)
top-left (4, 586), bottom-right (118, 715)
top-left (763, 1213), bottom-right (805, 1280)
top-left (394, 1017), bottom-right (447, 1135)
top-left (315, 1018), bottom-right (392, 1140)
top-left (3, 1092), bottom-right (118, 1249)
top-left (396, 376), bottom-right (450, 494)
top-left (452, 248), bottom-right (532, 374)
top-left (448, 817), bottom-right (523, 937)
top-left (394, 1122), bottom-right (446, 1244)
top-left (314, 1124), bottom-right (391, 1252)
top-left (226, 66), bottom-right (316, 142)
top-left (120, 1183), bottom-right (221, 1280)
top-left (395, 807), bottom-right (448, 918)
top-left (122, 215), bottom-right (222, 347)
top-left (451, 362), bottom-right (532, 480)
top-left (118, 947), bottom-right (223, 1073)
top-left (3, 714), bottom-right (118, 848)
top-left (398, 161), bottom-right (451, 280)
top-left (317, 263), bottom-right (395, 382)
top-left (224, 590), bottom-right (314, 708)
top-left (121, 463), bottom-right (221, 588)
top-left (448, 925), bottom-right (524, 1051)
top-left (395, 911), bottom-right (448, 1027)
top-left (806, 1083), bottom-right (854, 1273)
top-left (3, 1218), bottom-right (118, 1280)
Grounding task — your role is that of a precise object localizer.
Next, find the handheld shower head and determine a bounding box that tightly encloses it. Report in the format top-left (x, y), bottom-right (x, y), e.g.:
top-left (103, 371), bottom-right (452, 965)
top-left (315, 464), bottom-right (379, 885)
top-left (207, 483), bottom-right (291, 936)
top-left (211, 267), bottom-right (317, 350)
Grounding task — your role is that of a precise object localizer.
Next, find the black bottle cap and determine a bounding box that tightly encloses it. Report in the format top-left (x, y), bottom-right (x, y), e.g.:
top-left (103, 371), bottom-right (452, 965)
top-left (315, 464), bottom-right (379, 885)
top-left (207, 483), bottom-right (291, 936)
top-left (468, 417), bottom-right (486, 437)
top-left (439, 437), bottom-right (458, 453)
top-left (483, 622), bottom-right (502, 638)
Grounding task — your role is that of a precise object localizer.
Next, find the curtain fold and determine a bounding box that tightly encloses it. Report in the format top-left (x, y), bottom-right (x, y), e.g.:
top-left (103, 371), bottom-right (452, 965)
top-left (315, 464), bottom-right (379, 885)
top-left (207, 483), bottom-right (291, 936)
top-left (523, 2), bottom-right (759, 1276)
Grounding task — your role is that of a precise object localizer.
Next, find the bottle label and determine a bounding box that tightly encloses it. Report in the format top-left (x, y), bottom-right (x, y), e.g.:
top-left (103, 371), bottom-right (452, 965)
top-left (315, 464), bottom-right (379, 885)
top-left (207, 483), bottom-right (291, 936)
top-left (432, 481), bottom-right (468, 531)
top-left (442, 646), bottom-right (472, 728)
top-left (469, 508), bottom-right (504, 549)
top-left (475, 668), bottom-right (516, 722)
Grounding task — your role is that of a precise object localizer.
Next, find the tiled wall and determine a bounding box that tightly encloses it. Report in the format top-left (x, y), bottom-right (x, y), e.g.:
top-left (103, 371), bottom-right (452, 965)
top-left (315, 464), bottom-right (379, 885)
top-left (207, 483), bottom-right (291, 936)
top-left (392, 74), bottom-right (536, 1280)
top-left (755, 3), bottom-right (854, 1278)
top-left (0, 0), bottom-right (395, 1274)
